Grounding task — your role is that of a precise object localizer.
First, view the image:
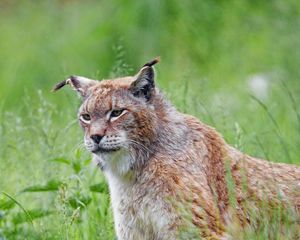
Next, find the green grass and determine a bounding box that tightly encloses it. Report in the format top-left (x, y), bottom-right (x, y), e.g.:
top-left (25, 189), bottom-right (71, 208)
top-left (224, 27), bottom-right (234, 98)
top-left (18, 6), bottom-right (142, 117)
top-left (0, 0), bottom-right (300, 239)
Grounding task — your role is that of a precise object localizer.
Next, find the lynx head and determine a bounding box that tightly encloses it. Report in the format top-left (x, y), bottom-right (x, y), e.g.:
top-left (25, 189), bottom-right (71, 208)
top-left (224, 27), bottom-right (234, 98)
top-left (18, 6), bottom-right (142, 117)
top-left (53, 58), bottom-right (161, 174)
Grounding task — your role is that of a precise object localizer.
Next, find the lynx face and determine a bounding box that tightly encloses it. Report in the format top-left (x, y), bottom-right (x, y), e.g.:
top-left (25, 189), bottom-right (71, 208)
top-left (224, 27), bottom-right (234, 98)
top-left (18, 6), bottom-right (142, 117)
top-left (53, 58), bottom-right (160, 173)
top-left (78, 82), bottom-right (155, 156)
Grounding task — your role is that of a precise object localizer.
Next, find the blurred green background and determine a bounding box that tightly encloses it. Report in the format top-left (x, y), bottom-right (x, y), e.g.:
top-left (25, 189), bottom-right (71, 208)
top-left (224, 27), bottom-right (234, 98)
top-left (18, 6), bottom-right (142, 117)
top-left (0, 0), bottom-right (300, 239)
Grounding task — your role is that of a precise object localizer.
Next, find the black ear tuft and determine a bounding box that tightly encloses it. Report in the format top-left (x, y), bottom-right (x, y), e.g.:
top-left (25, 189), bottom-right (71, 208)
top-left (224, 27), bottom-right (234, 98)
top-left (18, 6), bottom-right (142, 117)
top-left (51, 79), bottom-right (68, 92)
top-left (51, 75), bottom-right (97, 97)
top-left (142, 56), bottom-right (160, 68)
top-left (129, 58), bottom-right (160, 101)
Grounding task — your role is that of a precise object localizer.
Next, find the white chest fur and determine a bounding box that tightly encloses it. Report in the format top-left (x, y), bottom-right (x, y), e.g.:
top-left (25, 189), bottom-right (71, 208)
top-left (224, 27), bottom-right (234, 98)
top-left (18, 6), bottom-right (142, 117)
top-left (93, 151), bottom-right (176, 240)
top-left (103, 151), bottom-right (148, 239)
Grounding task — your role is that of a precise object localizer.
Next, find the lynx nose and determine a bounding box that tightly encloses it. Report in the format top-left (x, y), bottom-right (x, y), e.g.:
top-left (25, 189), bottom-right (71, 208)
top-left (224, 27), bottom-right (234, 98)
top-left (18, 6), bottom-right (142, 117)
top-left (90, 134), bottom-right (103, 144)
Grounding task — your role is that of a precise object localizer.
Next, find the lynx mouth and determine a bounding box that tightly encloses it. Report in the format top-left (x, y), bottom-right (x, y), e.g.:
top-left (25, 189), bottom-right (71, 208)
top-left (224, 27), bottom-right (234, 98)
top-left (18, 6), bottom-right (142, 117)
top-left (92, 146), bottom-right (121, 154)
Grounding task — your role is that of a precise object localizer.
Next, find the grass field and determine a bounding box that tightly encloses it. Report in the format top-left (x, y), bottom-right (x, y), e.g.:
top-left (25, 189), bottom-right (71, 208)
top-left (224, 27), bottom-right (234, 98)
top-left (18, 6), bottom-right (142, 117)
top-left (0, 1), bottom-right (300, 239)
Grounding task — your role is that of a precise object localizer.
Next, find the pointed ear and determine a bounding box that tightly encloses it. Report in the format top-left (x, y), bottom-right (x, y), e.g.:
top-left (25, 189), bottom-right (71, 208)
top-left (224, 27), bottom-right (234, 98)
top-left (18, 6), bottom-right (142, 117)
top-left (129, 57), bottom-right (160, 101)
top-left (52, 75), bottom-right (97, 97)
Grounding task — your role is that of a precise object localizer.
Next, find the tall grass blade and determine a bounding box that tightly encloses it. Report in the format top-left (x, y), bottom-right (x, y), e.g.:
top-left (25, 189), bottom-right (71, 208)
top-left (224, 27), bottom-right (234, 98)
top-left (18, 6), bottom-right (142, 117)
top-left (1, 191), bottom-right (33, 226)
top-left (21, 180), bottom-right (63, 192)
top-left (89, 182), bottom-right (109, 194)
top-left (12, 209), bottom-right (54, 225)
top-left (281, 80), bottom-right (300, 130)
top-left (0, 198), bottom-right (15, 210)
top-left (50, 157), bottom-right (71, 165)
top-left (250, 94), bottom-right (292, 163)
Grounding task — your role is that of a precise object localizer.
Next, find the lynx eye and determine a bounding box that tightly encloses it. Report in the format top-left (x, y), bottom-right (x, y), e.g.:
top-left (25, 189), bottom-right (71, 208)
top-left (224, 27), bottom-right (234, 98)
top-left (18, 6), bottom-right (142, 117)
top-left (80, 113), bottom-right (91, 123)
top-left (109, 109), bottom-right (127, 121)
top-left (110, 109), bottom-right (124, 118)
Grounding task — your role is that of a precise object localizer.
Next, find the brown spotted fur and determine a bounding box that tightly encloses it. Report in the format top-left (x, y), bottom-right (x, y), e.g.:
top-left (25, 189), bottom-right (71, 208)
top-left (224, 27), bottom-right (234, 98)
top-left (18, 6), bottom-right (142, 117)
top-left (53, 60), bottom-right (300, 240)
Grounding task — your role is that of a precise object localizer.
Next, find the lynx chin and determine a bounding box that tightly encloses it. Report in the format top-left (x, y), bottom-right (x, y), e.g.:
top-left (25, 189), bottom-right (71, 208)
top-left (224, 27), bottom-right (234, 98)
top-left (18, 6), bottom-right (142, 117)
top-left (53, 58), bottom-right (300, 240)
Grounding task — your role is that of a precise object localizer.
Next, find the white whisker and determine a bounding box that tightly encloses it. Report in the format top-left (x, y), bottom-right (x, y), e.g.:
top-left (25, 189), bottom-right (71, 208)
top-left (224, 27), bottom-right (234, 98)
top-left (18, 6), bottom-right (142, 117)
top-left (127, 139), bottom-right (153, 153)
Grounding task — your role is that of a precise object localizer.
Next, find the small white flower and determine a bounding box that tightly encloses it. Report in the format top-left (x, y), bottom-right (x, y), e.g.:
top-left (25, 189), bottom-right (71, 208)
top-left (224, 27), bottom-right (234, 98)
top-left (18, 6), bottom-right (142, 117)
top-left (248, 74), bottom-right (269, 100)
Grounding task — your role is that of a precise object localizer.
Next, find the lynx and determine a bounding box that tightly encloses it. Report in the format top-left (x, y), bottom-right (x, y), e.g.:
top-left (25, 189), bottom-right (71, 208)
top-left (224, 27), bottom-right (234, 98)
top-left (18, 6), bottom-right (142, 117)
top-left (53, 58), bottom-right (300, 239)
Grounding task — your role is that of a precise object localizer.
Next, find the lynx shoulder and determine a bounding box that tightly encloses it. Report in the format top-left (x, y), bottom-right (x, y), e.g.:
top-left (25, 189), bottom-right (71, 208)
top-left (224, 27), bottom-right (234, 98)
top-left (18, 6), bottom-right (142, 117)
top-left (53, 58), bottom-right (300, 240)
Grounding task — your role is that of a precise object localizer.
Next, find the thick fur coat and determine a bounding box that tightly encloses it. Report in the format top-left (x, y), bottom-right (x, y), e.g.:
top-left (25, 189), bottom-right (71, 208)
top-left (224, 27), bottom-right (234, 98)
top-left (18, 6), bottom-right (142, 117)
top-left (53, 59), bottom-right (300, 240)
